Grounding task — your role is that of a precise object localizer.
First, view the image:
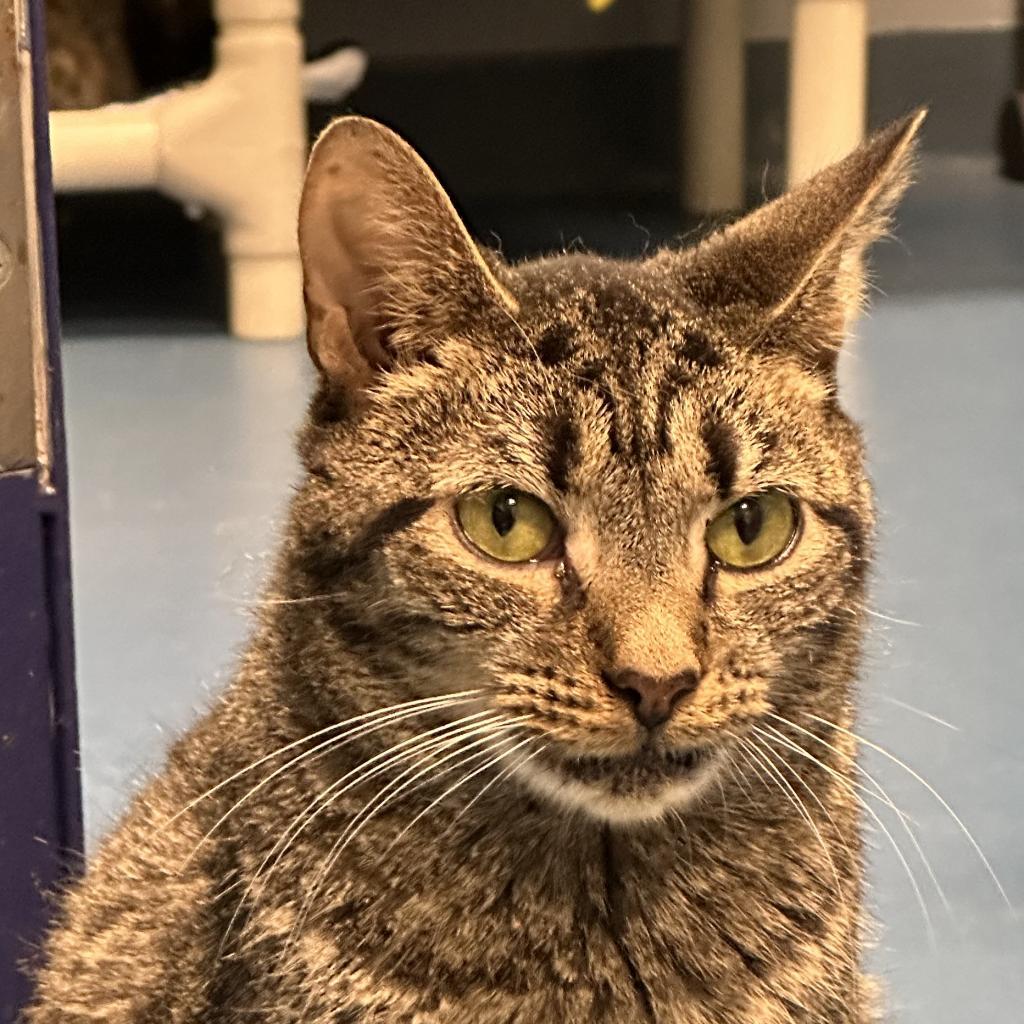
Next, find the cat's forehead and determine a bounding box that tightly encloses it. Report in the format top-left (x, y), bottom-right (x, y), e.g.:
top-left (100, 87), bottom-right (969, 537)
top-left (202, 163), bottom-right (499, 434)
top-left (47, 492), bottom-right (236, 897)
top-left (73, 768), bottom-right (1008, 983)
top-left (500, 251), bottom-right (770, 409)
top-left (436, 253), bottom-right (843, 537)
top-left (510, 252), bottom-right (705, 354)
top-left (499, 252), bottom-right (781, 425)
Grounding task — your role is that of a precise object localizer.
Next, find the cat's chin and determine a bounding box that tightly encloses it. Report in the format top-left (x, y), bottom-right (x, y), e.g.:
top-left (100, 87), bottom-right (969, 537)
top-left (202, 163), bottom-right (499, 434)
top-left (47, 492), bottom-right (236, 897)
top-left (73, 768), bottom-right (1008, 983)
top-left (514, 745), bottom-right (720, 825)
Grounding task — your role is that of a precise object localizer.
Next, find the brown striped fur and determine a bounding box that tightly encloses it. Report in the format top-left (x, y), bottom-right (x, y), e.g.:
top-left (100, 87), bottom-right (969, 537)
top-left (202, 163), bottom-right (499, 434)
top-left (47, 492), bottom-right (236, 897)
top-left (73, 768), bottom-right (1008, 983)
top-left (28, 112), bottom-right (924, 1023)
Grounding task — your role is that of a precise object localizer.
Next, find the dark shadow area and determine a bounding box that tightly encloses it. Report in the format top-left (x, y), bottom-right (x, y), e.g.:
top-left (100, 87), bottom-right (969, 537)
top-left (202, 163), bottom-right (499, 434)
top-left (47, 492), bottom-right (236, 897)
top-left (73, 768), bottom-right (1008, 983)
top-left (997, 0), bottom-right (1024, 179)
top-left (56, 188), bottom-right (704, 334)
top-left (56, 192), bottom-right (226, 334)
top-left (125, 0), bottom-right (213, 95)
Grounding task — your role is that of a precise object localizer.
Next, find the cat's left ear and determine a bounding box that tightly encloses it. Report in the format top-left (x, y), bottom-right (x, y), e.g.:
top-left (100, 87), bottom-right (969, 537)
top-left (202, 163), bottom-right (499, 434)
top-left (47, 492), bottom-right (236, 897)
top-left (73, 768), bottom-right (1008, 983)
top-left (298, 116), bottom-right (517, 403)
top-left (686, 109), bottom-right (926, 367)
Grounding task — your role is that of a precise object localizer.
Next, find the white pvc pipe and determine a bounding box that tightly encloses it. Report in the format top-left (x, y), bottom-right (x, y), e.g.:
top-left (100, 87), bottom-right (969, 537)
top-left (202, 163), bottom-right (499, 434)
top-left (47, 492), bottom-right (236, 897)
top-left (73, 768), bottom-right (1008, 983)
top-left (50, 103), bottom-right (162, 192)
top-left (48, 0), bottom-right (306, 341)
top-left (787, 0), bottom-right (868, 185)
top-left (217, 0), bottom-right (296, 17)
top-left (680, 0), bottom-right (745, 213)
top-left (164, 10), bottom-right (306, 340)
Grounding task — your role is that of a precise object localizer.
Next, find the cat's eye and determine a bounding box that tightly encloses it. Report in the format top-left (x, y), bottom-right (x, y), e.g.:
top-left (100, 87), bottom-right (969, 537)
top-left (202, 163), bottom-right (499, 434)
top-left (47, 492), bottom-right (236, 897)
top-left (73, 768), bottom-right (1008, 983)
top-left (455, 489), bottom-right (560, 564)
top-left (705, 489), bottom-right (799, 570)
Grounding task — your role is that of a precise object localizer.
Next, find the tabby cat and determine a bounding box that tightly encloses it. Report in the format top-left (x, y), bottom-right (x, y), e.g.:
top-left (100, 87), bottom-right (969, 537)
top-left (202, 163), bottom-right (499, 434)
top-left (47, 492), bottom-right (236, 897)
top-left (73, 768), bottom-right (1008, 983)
top-left (29, 111), bottom-right (924, 1023)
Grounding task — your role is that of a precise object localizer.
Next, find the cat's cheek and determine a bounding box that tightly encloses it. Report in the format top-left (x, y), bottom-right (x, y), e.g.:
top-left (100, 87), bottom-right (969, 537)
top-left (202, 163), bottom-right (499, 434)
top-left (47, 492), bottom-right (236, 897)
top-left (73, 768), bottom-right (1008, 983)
top-left (788, 505), bottom-right (862, 583)
top-left (660, 665), bottom-right (775, 748)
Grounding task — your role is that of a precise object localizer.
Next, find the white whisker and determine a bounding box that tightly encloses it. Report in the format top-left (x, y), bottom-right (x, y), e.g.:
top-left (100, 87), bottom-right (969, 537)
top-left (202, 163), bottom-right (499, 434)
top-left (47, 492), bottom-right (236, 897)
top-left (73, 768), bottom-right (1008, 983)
top-left (751, 725), bottom-right (857, 871)
top-left (736, 735), bottom-right (846, 905)
top-left (757, 723), bottom-right (935, 942)
top-left (181, 693), bottom-right (484, 867)
top-left (765, 713), bottom-right (902, 812)
top-left (385, 734), bottom-right (536, 852)
top-left (722, 748), bottom-right (755, 802)
top-left (879, 696), bottom-right (959, 732)
top-left (865, 607), bottom-right (923, 628)
top-left (327, 717), bottom-right (531, 864)
top-left (286, 715), bottom-right (531, 948)
top-left (440, 743), bottom-right (547, 840)
top-left (761, 717), bottom-right (950, 913)
top-left (805, 713), bottom-right (1013, 913)
top-left (168, 688), bottom-right (481, 828)
top-left (218, 709), bottom-right (505, 947)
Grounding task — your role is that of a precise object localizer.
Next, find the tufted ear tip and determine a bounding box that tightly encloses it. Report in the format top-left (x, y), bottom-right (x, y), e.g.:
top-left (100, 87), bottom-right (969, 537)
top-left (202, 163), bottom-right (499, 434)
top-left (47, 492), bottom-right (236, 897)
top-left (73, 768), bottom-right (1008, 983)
top-left (884, 106), bottom-right (928, 147)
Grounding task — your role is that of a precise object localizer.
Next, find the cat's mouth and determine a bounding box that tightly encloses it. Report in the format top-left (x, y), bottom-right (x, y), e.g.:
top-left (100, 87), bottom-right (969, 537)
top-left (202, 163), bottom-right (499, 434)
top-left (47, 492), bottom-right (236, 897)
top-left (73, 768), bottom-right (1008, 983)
top-left (560, 745), bottom-right (708, 788)
top-left (516, 743), bottom-right (719, 823)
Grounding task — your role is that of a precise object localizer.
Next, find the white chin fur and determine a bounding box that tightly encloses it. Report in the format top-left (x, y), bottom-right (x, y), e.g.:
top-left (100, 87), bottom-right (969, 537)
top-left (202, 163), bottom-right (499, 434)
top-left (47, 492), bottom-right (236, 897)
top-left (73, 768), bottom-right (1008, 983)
top-left (513, 753), bottom-right (720, 826)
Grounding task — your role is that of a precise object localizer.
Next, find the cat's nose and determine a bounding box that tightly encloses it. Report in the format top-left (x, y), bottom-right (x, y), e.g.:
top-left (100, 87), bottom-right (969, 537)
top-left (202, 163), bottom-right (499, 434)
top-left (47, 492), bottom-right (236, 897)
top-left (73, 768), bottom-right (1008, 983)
top-left (603, 667), bottom-right (700, 730)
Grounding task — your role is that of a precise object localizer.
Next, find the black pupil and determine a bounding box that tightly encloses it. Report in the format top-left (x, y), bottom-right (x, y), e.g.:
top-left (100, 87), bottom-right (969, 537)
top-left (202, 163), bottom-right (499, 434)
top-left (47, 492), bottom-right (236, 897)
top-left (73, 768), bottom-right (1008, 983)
top-left (492, 492), bottom-right (518, 536)
top-left (733, 498), bottom-right (763, 546)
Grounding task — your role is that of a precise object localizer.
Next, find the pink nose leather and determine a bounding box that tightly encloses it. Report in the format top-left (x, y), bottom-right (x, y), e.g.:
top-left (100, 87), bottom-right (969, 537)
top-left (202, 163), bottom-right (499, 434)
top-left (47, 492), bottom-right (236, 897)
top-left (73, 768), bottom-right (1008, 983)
top-left (603, 668), bottom-right (700, 729)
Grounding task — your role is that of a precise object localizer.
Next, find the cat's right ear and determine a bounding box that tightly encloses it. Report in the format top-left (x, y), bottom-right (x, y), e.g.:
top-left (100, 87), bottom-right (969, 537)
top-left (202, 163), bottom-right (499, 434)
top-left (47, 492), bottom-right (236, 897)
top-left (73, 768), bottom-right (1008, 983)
top-left (298, 117), bottom-right (517, 403)
top-left (680, 110), bottom-right (925, 369)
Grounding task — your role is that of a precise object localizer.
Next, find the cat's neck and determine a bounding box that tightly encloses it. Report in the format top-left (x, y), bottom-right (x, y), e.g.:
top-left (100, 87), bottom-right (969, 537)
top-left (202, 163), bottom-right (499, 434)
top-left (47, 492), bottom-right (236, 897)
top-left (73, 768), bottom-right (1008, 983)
top-left (253, 714), bottom-right (867, 1021)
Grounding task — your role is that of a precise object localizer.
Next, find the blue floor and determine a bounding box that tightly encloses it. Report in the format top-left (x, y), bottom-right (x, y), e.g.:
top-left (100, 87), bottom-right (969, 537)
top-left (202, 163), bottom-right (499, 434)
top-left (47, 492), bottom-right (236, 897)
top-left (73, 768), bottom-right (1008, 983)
top-left (62, 156), bottom-right (1024, 1021)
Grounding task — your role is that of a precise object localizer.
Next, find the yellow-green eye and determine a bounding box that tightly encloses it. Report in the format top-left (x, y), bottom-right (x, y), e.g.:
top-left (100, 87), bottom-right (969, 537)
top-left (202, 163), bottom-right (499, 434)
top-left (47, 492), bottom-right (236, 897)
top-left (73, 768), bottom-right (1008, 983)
top-left (706, 490), bottom-right (799, 570)
top-left (455, 489), bottom-right (560, 563)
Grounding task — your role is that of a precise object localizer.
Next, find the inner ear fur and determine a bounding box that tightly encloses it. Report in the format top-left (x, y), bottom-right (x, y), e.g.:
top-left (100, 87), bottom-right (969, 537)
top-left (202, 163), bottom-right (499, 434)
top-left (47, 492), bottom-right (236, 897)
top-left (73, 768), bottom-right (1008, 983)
top-left (298, 116), bottom-right (517, 400)
top-left (685, 109), bottom-right (926, 365)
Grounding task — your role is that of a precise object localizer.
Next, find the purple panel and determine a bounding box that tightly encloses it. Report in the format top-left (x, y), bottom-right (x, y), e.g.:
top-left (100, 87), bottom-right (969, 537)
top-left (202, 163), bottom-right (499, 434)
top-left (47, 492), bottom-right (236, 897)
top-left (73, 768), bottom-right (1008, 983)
top-left (0, 475), bottom-right (79, 1020)
top-left (0, 1), bottom-right (83, 1019)
top-left (28, 0), bottom-right (81, 858)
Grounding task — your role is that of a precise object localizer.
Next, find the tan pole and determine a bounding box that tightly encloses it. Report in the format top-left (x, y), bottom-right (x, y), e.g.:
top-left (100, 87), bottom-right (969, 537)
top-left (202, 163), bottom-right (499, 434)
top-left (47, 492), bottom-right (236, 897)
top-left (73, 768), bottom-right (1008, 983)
top-left (787, 0), bottom-right (868, 185)
top-left (681, 0), bottom-right (745, 213)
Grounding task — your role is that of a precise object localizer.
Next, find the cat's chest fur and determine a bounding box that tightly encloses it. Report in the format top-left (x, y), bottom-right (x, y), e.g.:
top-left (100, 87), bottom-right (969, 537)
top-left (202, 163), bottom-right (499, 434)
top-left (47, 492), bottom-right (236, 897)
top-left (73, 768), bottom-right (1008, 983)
top-left (223, 763), bottom-right (862, 1024)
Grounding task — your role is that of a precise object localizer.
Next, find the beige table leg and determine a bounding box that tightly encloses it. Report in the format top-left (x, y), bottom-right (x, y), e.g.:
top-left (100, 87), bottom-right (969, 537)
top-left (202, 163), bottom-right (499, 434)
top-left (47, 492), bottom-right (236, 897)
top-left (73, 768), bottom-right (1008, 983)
top-left (787, 0), bottom-right (868, 185)
top-left (680, 0), bottom-right (745, 213)
top-left (50, 0), bottom-right (306, 341)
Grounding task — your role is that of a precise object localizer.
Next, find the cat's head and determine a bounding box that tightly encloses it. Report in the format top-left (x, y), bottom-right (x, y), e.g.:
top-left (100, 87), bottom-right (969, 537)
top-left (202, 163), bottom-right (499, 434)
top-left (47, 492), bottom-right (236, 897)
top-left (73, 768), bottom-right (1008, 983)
top-left (290, 113), bottom-right (923, 824)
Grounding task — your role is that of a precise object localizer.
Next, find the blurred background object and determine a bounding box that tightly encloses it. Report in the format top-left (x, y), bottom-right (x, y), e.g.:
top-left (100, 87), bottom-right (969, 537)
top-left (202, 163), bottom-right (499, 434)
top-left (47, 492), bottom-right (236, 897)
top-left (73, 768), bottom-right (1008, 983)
top-left (126, 0), bottom-right (216, 98)
top-left (46, 0), bottom-right (365, 341)
top-left (45, 0), bottom-right (214, 110)
top-left (44, 0), bottom-right (136, 110)
top-left (998, 1), bottom-right (1024, 180)
top-left (47, 1), bottom-right (306, 342)
top-left (47, 0), bottom-right (1024, 334)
